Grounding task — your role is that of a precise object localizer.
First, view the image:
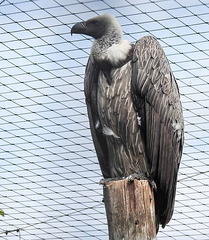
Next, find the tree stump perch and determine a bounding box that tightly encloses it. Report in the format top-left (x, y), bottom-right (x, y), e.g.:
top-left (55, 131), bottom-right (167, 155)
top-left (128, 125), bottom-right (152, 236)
top-left (103, 179), bottom-right (156, 240)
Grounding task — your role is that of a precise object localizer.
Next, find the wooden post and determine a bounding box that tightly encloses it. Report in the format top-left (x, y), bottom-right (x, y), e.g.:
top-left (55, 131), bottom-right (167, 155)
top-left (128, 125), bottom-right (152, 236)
top-left (103, 179), bottom-right (156, 240)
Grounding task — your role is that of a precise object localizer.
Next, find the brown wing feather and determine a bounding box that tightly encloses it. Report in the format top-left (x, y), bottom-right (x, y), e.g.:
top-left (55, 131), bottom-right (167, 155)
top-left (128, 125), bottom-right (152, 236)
top-left (84, 56), bottom-right (110, 178)
top-left (132, 36), bottom-right (184, 227)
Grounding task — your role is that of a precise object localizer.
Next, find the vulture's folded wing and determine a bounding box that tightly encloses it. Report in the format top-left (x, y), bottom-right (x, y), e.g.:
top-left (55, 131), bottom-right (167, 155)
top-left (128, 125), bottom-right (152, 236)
top-left (131, 36), bottom-right (184, 227)
top-left (84, 56), bottom-right (110, 178)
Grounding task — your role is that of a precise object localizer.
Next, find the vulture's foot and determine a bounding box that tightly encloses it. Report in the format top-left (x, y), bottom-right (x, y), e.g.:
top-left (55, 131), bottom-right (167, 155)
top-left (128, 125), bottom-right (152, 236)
top-left (99, 177), bottom-right (125, 185)
top-left (127, 173), bottom-right (157, 190)
top-left (100, 175), bottom-right (156, 190)
top-left (126, 173), bottom-right (146, 181)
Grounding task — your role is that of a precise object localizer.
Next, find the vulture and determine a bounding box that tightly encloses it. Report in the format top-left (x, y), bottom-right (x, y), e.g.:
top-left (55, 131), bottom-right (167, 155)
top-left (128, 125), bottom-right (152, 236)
top-left (71, 14), bottom-right (184, 231)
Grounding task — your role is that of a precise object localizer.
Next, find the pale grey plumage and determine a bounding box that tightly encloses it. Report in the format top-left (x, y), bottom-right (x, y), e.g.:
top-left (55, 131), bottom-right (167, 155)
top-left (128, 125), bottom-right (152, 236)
top-left (71, 14), bottom-right (184, 231)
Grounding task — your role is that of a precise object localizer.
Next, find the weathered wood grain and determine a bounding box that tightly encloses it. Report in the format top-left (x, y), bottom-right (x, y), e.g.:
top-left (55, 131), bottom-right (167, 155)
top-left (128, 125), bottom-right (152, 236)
top-left (103, 179), bottom-right (156, 240)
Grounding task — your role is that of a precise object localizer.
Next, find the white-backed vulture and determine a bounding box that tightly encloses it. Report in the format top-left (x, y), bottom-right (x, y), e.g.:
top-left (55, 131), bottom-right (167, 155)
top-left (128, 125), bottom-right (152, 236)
top-left (71, 14), bottom-right (184, 231)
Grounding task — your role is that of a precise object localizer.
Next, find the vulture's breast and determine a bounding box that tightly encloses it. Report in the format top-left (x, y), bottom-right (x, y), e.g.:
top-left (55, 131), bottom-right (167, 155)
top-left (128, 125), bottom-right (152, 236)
top-left (97, 61), bottom-right (135, 137)
top-left (96, 61), bottom-right (149, 177)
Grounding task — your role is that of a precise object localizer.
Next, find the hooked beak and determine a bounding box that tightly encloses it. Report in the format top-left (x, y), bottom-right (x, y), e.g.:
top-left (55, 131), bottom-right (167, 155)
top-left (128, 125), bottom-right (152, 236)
top-left (71, 21), bottom-right (87, 35)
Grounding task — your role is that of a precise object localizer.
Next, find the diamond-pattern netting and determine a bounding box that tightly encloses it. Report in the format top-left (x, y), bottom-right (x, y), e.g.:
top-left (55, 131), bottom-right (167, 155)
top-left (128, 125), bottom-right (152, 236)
top-left (0, 0), bottom-right (209, 239)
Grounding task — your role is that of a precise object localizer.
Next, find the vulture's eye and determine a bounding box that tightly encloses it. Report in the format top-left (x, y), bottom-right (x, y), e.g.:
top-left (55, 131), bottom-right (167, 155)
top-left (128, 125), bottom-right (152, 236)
top-left (90, 20), bottom-right (99, 25)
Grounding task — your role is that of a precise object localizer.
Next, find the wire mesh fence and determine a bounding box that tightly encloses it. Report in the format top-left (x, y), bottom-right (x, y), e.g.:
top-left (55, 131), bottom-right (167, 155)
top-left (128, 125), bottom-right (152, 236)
top-left (0, 0), bottom-right (208, 239)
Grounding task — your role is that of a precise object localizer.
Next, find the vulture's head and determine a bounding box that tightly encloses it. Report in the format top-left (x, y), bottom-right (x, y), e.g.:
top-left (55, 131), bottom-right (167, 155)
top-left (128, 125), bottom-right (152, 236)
top-left (71, 14), bottom-right (132, 81)
top-left (71, 14), bottom-right (122, 40)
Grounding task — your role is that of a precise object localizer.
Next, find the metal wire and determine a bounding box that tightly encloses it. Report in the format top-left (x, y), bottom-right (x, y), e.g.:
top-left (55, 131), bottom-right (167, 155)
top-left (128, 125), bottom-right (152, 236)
top-left (0, 0), bottom-right (208, 239)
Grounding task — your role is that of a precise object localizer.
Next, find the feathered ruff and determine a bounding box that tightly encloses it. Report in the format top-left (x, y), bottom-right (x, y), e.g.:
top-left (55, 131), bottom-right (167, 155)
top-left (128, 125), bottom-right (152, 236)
top-left (106, 40), bottom-right (133, 67)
